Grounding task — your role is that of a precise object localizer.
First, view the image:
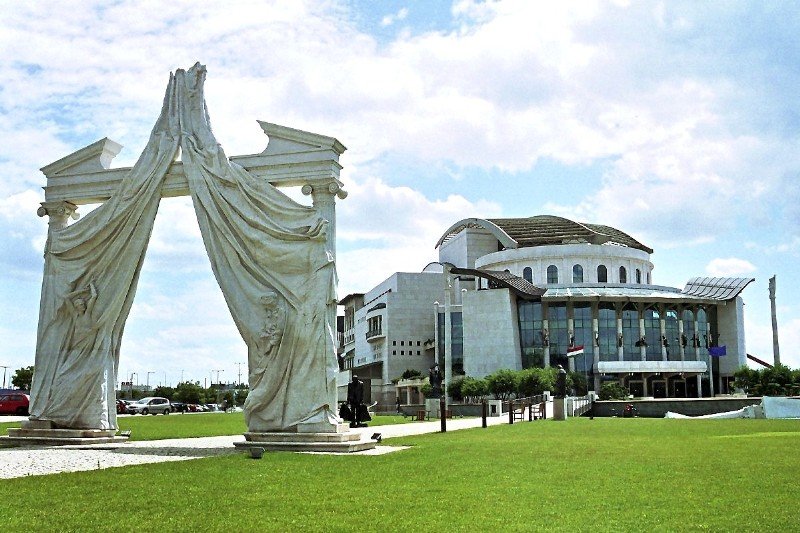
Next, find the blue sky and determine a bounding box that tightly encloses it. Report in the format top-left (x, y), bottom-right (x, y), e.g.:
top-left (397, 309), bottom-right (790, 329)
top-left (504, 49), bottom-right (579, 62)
top-left (0, 0), bottom-right (798, 387)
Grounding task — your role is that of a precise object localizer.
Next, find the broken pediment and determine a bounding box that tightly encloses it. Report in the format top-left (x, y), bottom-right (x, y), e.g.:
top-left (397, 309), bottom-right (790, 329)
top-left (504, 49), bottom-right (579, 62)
top-left (40, 138), bottom-right (123, 178)
top-left (258, 121), bottom-right (346, 156)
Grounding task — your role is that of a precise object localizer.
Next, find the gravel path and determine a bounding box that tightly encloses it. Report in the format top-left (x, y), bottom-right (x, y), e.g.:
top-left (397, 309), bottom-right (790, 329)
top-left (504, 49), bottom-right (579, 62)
top-left (0, 414), bottom-right (513, 479)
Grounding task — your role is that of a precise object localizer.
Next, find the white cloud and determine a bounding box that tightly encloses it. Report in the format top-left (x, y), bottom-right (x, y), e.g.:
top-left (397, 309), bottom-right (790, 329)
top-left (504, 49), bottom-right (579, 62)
top-left (705, 258), bottom-right (757, 277)
top-left (381, 7), bottom-right (408, 27)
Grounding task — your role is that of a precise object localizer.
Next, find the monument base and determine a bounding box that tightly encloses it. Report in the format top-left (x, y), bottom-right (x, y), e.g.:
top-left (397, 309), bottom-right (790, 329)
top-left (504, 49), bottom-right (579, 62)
top-left (553, 397), bottom-right (567, 421)
top-left (1, 420), bottom-right (129, 447)
top-left (235, 423), bottom-right (377, 453)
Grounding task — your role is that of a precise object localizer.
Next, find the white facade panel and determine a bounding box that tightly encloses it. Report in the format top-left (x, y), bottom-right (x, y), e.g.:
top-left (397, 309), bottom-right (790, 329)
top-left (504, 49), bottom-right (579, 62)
top-left (462, 288), bottom-right (521, 378)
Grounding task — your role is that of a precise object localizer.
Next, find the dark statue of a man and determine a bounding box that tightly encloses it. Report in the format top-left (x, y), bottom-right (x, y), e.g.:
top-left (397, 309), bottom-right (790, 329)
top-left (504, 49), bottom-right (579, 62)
top-left (555, 365), bottom-right (567, 399)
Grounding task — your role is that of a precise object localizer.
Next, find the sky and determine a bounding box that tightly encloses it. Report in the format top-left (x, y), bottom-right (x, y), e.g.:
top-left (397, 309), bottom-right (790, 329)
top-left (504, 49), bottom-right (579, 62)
top-left (1, 0), bottom-right (798, 388)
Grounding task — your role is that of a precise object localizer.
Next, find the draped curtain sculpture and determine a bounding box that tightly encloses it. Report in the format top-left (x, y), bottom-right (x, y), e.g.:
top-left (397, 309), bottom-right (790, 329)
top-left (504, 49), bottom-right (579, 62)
top-left (30, 64), bottom-right (339, 432)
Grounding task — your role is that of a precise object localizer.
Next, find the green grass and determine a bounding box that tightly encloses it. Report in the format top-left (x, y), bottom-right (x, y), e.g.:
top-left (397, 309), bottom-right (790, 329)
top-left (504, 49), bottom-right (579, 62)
top-left (0, 413), bottom-right (411, 442)
top-left (1, 418), bottom-right (798, 531)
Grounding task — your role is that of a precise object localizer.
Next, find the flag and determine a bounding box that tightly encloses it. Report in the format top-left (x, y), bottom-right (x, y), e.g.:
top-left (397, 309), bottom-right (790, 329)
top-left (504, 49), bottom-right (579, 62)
top-left (567, 345), bottom-right (584, 357)
top-left (708, 346), bottom-right (727, 357)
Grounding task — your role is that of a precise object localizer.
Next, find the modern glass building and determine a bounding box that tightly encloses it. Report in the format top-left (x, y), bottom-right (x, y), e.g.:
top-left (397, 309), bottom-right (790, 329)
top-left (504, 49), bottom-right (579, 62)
top-left (340, 215), bottom-right (754, 406)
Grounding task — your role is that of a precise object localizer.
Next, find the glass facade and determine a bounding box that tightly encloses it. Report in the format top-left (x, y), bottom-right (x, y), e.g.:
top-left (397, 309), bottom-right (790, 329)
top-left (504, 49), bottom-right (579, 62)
top-left (572, 303), bottom-right (592, 373)
top-left (598, 303), bottom-right (617, 362)
top-left (517, 301), bottom-right (544, 368)
top-left (622, 305), bottom-right (639, 361)
top-left (682, 308), bottom-right (696, 361)
top-left (665, 309), bottom-right (680, 361)
top-left (437, 311), bottom-right (464, 375)
top-left (547, 303), bottom-right (568, 368)
top-left (643, 308), bottom-right (661, 361)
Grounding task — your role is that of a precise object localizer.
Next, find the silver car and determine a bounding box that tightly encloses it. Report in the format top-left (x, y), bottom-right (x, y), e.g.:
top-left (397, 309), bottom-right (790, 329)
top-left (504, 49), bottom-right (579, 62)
top-left (128, 397), bottom-right (171, 415)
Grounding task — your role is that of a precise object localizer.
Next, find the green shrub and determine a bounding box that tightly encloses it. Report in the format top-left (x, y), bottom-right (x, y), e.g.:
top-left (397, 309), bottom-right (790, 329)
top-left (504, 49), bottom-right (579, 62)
top-left (401, 368), bottom-right (423, 380)
top-left (448, 377), bottom-right (465, 401)
top-left (461, 377), bottom-right (488, 402)
top-left (486, 369), bottom-right (518, 400)
top-left (599, 382), bottom-right (627, 400)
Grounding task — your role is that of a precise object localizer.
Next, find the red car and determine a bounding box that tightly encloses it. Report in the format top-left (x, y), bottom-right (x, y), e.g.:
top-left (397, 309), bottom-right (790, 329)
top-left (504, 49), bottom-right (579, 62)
top-left (0, 393), bottom-right (30, 415)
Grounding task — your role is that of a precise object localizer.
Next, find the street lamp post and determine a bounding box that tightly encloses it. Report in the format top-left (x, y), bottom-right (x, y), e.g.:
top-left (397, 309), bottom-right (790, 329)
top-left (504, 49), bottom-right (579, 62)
top-left (0, 365), bottom-right (8, 389)
top-left (146, 371), bottom-right (155, 391)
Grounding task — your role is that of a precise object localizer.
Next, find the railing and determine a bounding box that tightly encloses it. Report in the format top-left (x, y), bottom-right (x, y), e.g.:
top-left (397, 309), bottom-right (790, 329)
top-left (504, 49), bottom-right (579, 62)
top-left (365, 329), bottom-right (384, 341)
top-left (567, 395), bottom-right (593, 417)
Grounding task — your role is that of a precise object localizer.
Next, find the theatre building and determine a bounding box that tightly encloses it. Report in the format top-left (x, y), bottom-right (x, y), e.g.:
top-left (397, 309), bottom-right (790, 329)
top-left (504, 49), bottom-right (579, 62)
top-left (339, 215), bottom-right (754, 406)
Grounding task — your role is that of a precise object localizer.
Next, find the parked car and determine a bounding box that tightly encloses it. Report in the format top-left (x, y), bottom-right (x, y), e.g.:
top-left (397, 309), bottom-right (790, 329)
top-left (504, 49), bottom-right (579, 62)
top-left (0, 393), bottom-right (29, 415)
top-left (127, 397), bottom-right (171, 415)
top-left (115, 399), bottom-right (129, 414)
top-left (171, 402), bottom-right (188, 413)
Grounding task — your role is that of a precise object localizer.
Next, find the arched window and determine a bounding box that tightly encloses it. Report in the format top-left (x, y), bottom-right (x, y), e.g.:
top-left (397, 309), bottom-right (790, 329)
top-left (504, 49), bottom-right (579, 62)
top-left (597, 265), bottom-right (608, 283)
top-left (523, 267), bottom-right (533, 283)
top-left (619, 266), bottom-right (627, 283)
top-left (647, 272), bottom-right (651, 284)
top-left (547, 265), bottom-right (558, 284)
top-left (572, 264), bottom-right (584, 283)
top-left (636, 269), bottom-right (642, 284)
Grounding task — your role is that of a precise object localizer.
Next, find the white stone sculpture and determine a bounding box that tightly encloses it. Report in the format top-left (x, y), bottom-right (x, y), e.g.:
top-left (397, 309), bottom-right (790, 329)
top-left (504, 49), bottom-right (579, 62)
top-left (29, 63), bottom-right (340, 433)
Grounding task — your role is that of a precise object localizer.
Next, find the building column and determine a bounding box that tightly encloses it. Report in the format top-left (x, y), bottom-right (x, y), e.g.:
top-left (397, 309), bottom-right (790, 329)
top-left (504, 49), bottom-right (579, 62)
top-left (38, 200), bottom-right (80, 241)
top-left (659, 309), bottom-right (667, 362)
top-left (616, 315), bottom-right (623, 362)
top-left (677, 315), bottom-right (685, 362)
top-left (302, 181), bottom-right (347, 339)
top-left (638, 309), bottom-right (646, 362)
top-left (567, 314), bottom-right (575, 372)
top-left (592, 306), bottom-right (600, 392)
top-left (542, 318), bottom-right (550, 368)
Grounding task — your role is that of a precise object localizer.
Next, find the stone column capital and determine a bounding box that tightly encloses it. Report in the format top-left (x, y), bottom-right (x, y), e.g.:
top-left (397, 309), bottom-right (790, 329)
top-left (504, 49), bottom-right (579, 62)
top-left (301, 181), bottom-right (348, 200)
top-left (37, 201), bottom-right (79, 230)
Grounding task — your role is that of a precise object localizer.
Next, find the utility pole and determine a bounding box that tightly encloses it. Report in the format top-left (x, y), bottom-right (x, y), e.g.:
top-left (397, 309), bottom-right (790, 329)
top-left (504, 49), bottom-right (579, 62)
top-left (0, 365), bottom-right (8, 389)
top-left (234, 362), bottom-right (245, 386)
top-left (146, 371), bottom-right (155, 391)
top-left (769, 275), bottom-right (780, 366)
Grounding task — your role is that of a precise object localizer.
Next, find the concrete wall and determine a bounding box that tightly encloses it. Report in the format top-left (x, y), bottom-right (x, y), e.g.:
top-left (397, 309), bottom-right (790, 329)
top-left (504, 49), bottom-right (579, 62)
top-left (462, 288), bottom-right (521, 377)
top-left (591, 397), bottom-right (761, 418)
top-left (476, 243), bottom-right (653, 286)
top-left (717, 296), bottom-right (747, 374)
top-left (439, 228), bottom-right (500, 269)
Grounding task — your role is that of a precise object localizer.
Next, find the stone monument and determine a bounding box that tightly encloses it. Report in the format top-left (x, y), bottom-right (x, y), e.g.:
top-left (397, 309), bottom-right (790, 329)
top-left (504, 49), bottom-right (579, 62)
top-left (6, 64), bottom-right (374, 452)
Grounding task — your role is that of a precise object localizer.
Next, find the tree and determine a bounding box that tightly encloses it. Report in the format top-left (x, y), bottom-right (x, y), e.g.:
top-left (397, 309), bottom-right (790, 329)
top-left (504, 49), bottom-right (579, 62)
top-left (153, 385), bottom-right (175, 400)
top-left (517, 367), bottom-right (557, 397)
top-left (461, 377), bottom-right (488, 402)
top-left (234, 388), bottom-right (249, 406)
top-left (569, 372), bottom-right (588, 396)
top-left (485, 369), bottom-right (518, 400)
top-left (174, 381), bottom-right (204, 404)
top-left (599, 382), bottom-right (628, 400)
top-left (12, 366), bottom-right (34, 390)
top-left (448, 377), bottom-right (465, 401)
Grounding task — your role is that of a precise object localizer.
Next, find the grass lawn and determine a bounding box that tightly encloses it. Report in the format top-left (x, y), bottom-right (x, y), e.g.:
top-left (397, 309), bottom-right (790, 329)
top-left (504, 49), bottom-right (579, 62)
top-left (1, 418), bottom-right (799, 531)
top-left (0, 413), bottom-right (411, 442)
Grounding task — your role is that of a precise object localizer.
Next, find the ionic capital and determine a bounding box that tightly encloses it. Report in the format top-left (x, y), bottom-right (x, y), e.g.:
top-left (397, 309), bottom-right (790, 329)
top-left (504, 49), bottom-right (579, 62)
top-left (37, 201), bottom-right (79, 228)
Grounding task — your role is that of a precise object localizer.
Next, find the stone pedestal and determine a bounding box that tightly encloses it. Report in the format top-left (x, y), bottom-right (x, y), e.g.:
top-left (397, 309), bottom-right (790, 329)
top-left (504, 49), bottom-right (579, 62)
top-left (1, 420), bottom-right (129, 447)
top-left (234, 423), bottom-right (377, 453)
top-left (553, 398), bottom-right (567, 421)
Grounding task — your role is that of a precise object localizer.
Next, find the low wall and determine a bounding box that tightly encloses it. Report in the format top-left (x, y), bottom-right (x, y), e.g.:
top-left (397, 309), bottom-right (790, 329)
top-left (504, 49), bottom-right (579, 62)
top-left (400, 403), bottom-right (501, 417)
top-left (591, 397), bottom-right (762, 418)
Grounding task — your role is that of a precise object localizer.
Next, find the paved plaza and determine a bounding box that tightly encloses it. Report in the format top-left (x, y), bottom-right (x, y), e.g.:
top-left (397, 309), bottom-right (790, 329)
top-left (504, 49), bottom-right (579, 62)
top-left (0, 415), bottom-right (511, 479)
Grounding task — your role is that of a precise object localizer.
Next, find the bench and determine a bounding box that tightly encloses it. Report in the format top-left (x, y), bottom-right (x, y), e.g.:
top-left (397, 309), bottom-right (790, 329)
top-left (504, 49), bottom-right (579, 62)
top-left (530, 402), bottom-right (546, 420)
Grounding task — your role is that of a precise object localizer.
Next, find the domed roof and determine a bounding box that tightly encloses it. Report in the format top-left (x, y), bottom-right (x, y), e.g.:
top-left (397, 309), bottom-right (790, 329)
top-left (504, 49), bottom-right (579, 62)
top-left (436, 215), bottom-right (653, 254)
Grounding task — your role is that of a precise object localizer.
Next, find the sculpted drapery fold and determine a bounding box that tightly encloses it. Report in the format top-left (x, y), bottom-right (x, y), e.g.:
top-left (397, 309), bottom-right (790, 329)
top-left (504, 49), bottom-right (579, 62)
top-left (30, 64), bottom-right (339, 431)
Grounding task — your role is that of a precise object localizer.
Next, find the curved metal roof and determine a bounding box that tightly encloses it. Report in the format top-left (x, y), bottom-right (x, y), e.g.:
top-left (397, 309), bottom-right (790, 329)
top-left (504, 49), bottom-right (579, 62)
top-left (681, 277), bottom-right (755, 300)
top-left (436, 215), bottom-right (653, 253)
top-left (450, 267), bottom-right (546, 299)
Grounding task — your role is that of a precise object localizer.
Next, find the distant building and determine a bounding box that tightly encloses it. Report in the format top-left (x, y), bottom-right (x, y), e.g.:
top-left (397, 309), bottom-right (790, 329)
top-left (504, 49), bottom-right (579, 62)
top-left (339, 215), bottom-right (753, 408)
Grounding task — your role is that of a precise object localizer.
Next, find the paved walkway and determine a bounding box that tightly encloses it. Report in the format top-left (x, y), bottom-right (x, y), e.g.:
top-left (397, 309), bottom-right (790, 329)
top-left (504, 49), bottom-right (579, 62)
top-left (0, 415), bottom-right (516, 479)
